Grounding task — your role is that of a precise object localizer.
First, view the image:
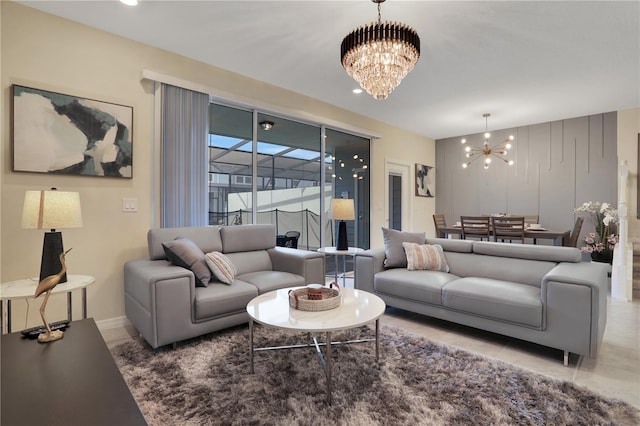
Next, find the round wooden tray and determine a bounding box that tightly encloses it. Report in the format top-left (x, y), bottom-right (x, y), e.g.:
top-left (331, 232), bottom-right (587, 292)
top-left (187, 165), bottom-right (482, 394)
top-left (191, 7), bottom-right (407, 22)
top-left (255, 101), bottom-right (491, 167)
top-left (288, 283), bottom-right (341, 311)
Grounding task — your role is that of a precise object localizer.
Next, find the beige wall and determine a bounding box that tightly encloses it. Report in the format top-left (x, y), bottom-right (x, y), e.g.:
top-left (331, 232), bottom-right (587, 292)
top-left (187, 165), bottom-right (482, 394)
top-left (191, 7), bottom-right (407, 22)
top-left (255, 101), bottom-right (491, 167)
top-left (1, 2), bottom-right (434, 326)
top-left (618, 108), bottom-right (640, 240)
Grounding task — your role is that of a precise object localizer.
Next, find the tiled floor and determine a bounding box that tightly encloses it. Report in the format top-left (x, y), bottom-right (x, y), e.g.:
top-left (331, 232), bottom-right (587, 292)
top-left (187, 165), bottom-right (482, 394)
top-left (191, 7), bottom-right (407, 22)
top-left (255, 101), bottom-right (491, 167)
top-left (101, 277), bottom-right (640, 410)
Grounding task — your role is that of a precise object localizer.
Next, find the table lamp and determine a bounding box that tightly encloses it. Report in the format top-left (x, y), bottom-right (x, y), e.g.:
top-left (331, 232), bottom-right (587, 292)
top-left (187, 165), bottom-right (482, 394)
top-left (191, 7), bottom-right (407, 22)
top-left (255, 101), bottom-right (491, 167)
top-left (331, 198), bottom-right (355, 251)
top-left (22, 188), bottom-right (83, 283)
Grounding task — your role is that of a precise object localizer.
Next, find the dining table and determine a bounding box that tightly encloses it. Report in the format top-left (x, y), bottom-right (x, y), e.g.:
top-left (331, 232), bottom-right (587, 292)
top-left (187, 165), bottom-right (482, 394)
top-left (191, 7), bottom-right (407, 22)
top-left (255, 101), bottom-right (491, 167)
top-left (437, 225), bottom-right (571, 246)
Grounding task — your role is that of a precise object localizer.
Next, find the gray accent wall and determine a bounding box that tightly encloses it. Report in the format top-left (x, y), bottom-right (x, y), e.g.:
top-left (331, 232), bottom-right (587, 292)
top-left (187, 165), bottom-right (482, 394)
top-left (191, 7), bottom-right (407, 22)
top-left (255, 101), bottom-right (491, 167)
top-left (435, 112), bottom-right (617, 245)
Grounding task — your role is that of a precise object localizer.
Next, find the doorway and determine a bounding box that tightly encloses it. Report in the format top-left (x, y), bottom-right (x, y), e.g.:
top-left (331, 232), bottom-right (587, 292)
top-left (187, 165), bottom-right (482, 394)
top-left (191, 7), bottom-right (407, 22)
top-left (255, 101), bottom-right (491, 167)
top-left (385, 160), bottom-right (411, 231)
top-left (389, 174), bottom-right (402, 230)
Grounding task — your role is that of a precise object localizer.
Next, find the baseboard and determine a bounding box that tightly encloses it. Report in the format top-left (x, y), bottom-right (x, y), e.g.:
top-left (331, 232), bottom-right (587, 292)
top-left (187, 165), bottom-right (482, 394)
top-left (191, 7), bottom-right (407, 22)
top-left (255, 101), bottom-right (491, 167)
top-left (95, 316), bottom-right (131, 331)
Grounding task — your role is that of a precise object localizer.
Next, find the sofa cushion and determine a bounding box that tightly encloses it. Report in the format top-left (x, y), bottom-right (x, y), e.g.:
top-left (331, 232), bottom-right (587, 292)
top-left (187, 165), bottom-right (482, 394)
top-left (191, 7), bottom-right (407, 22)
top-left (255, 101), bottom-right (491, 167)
top-left (226, 251), bottom-right (273, 275)
top-left (444, 252), bottom-right (556, 287)
top-left (148, 226), bottom-right (222, 260)
top-left (382, 228), bottom-right (426, 268)
top-left (473, 241), bottom-right (581, 263)
top-left (374, 269), bottom-right (458, 305)
top-left (194, 280), bottom-right (258, 321)
top-left (221, 224), bottom-right (276, 253)
top-left (162, 238), bottom-right (211, 287)
top-left (237, 271), bottom-right (306, 294)
top-left (205, 251), bottom-right (237, 284)
top-left (402, 242), bottom-right (450, 272)
top-left (425, 237), bottom-right (474, 253)
top-left (442, 278), bottom-right (542, 328)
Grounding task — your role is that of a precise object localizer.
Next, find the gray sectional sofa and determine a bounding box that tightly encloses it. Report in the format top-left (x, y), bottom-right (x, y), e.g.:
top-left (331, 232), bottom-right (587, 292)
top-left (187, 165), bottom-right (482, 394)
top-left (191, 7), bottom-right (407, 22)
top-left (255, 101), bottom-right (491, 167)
top-left (354, 237), bottom-right (609, 364)
top-left (124, 224), bottom-right (325, 348)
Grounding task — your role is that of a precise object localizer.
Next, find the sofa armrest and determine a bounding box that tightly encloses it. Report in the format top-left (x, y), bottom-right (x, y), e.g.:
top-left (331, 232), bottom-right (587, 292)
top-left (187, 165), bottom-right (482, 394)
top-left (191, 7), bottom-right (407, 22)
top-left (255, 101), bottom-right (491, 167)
top-left (541, 261), bottom-right (608, 357)
top-left (124, 260), bottom-right (196, 307)
top-left (354, 248), bottom-right (386, 293)
top-left (267, 247), bottom-right (326, 284)
top-left (124, 259), bottom-right (197, 348)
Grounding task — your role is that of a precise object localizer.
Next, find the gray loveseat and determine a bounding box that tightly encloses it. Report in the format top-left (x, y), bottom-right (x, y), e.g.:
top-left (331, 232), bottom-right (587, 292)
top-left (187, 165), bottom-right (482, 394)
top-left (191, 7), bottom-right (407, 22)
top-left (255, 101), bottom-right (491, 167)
top-left (124, 224), bottom-right (325, 348)
top-left (354, 237), bottom-right (609, 364)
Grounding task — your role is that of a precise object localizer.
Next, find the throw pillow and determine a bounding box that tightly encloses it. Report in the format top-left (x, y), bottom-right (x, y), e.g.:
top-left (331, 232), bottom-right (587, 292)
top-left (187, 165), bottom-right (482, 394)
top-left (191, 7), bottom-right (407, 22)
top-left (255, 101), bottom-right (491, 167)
top-left (381, 228), bottom-right (426, 268)
top-left (205, 251), bottom-right (237, 285)
top-left (162, 238), bottom-right (211, 287)
top-left (402, 242), bottom-right (450, 272)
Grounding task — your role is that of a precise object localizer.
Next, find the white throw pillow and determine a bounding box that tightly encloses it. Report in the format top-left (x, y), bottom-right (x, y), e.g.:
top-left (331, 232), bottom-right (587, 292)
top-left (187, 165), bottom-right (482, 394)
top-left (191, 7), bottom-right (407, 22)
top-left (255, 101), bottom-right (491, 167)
top-left (402, 242), bottom-right (450, 272)
top-left (205, 251), bottom-right (237, 284)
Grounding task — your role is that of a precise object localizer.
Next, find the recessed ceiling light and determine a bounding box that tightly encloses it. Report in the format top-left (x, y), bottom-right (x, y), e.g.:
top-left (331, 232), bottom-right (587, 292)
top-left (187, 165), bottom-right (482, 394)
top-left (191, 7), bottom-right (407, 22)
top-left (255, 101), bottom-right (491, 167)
top-left (352, 88), bottom-right (363, 94)
top-left (120, 0), bottom-right (138, 6)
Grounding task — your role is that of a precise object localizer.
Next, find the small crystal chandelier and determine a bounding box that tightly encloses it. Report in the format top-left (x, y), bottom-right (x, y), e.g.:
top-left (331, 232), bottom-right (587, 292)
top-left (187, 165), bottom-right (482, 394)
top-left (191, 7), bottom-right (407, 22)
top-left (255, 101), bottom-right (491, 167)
top-left (340, 0), bottom-right (420, 100)
top-left (461, 113), bottom-right (515, 170)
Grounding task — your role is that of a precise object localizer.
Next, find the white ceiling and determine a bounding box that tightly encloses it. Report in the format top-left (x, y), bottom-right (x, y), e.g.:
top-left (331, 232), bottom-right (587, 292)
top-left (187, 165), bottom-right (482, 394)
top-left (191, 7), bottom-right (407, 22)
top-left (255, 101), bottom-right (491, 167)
top-left (18, 0), bottom-right (640, 139)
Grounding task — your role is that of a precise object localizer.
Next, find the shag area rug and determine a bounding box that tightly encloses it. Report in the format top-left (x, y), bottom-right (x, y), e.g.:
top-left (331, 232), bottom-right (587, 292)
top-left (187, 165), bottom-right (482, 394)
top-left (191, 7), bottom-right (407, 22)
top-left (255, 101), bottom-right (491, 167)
top-left (111, 325), bottom-right (639, 425)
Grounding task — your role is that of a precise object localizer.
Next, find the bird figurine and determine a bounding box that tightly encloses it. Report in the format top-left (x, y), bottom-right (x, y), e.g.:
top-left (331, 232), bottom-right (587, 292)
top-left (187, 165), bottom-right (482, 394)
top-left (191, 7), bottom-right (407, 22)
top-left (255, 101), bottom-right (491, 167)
top-left (34, 248), bottom-right (72, 343)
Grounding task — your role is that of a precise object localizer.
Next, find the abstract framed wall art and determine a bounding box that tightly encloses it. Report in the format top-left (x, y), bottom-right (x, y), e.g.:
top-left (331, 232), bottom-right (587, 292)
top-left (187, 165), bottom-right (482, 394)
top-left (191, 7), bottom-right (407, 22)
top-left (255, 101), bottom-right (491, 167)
top-left (415, 163), bottom-right (434, 197)
top-left (12, 84), bottom-right (133, 178)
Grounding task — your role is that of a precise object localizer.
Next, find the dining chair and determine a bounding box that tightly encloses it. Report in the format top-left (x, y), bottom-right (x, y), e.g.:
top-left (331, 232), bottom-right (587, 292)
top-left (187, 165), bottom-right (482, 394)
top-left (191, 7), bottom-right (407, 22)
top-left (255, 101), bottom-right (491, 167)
top-left (512, 214), bottom-right (540, 243)
top-left (433, 214), bottom-right (447, 238)
top-left (460, 216), bottom-right (491, 241)
top-left (566, 217), bottom-right (584, 248)
top-left (512, 214), bottom-right (540, 226)
top-left (492, 216), bottom-right (526, 243)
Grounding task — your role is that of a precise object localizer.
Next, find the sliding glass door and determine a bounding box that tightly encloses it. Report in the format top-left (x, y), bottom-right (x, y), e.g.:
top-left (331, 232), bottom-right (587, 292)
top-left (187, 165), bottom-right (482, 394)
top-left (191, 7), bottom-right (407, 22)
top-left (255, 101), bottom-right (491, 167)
top-left (208, 103), bottom-right (370, 255)
top-left (325, 129), bottom-right (370, 249)
top-left (208, 104), bottom-right (253, 225)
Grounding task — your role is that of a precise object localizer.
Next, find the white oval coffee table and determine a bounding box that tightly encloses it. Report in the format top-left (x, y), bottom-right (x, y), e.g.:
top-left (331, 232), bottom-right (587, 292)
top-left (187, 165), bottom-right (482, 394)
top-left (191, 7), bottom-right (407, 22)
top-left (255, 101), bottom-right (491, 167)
top-left (246, 287), bottom-right (386, 404)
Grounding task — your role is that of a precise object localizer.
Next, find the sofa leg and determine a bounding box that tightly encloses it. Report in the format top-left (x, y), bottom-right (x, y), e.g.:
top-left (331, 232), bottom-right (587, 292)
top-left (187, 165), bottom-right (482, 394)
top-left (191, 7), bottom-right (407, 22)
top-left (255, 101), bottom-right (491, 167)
top-left (172, 342), bottom-right (177, 350)
top-left (563, 350), bottom-right (569, 366)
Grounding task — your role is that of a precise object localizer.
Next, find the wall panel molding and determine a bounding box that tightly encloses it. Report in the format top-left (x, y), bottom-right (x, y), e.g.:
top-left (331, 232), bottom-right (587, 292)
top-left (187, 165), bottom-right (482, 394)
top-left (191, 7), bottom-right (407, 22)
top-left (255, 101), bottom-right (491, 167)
top-left (435, 112), bottom-right (617, 243)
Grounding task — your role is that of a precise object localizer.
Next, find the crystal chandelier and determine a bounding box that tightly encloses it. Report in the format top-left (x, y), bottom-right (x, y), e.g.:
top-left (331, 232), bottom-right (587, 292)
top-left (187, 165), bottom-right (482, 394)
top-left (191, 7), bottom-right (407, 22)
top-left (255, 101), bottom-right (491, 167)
top-left (340, 0), bottom-right (420, 100)
top-left (461, 113), bottom-right (515, 169)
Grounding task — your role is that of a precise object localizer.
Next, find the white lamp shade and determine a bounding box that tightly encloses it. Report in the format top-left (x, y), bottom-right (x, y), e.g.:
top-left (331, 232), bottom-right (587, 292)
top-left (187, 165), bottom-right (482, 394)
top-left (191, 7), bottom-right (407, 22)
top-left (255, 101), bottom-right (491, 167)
top-left (330, 198), bottom-right (355, 221)
top-left (22, 190), bottom-right (83, 230)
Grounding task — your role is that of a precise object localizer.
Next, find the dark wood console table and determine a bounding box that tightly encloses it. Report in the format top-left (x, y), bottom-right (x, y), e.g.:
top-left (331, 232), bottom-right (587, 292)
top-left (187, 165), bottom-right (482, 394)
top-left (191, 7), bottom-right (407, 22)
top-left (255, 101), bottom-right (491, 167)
top-left (1, 318), bottom-right (146, 426)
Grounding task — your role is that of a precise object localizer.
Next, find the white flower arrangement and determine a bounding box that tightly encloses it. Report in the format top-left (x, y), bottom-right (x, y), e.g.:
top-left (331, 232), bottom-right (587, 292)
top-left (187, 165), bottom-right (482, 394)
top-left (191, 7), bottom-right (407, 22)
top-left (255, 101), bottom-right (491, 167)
top-left (573, 201), bottom-right (618, 260)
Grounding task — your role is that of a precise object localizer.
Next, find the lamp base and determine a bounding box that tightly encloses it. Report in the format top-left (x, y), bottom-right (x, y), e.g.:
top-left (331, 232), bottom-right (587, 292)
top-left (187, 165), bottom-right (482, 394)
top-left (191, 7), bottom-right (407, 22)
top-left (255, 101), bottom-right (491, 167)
top-left (40, 232), bottom-right (67, 283)
top-left (336, 221), bottom-right (349, 251)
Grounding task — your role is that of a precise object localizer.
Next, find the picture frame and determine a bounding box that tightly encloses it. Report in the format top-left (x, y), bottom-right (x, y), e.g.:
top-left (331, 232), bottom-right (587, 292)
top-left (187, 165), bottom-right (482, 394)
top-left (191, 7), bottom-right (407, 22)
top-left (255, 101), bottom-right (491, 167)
top-left (415, 163), bottom-right (434, 197)
top-left (11, 84), bottom-right (133, 178)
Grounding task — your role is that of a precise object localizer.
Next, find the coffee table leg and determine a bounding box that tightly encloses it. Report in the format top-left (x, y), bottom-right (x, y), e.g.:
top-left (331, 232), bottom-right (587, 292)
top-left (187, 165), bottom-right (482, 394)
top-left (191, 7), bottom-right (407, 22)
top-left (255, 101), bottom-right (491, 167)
top-left (326, 331), bottom-right (332, 404)
top-left (249, 318), bottom-right (254, 374)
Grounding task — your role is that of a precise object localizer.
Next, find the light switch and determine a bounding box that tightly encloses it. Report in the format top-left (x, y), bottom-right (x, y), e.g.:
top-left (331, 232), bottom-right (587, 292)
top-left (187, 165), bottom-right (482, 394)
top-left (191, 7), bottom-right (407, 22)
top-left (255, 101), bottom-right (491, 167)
top-left (122, 198), bottom-right (138, 212)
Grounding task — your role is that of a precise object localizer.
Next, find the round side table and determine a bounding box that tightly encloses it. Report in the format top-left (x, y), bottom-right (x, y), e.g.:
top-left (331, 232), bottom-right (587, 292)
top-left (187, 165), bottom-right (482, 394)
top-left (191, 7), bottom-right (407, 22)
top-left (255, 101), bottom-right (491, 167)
top-left (317, 247), bottom-right (363, 286)
top-left (0, 274), bottom-right (95, 333)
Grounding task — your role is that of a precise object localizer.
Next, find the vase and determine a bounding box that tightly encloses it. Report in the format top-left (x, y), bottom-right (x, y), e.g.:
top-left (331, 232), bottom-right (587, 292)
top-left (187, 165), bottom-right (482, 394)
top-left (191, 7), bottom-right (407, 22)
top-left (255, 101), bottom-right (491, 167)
top-left (591, 250), bottom-right (613, 264)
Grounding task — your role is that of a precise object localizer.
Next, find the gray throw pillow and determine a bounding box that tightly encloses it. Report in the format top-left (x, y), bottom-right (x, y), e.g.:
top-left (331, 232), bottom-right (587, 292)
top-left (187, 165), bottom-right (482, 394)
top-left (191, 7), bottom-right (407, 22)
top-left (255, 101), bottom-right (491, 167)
top-left (162, 237), bottom-right (211, 287)
top-left (382, 227), bottom-right (426, 268)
